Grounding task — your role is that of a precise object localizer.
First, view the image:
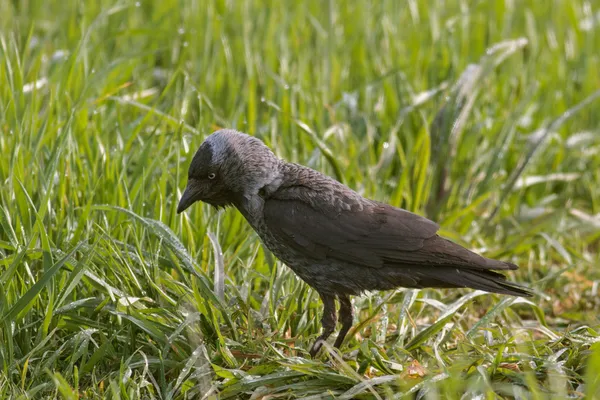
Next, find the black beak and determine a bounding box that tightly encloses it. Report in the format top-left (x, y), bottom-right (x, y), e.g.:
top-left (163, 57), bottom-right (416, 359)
top-left (177, 184), bottom-right (201, 214)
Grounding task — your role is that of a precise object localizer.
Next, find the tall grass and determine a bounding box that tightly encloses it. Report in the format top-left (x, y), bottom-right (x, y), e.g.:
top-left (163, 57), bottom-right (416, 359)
top-left (1, 0), bottom-right (599, 398)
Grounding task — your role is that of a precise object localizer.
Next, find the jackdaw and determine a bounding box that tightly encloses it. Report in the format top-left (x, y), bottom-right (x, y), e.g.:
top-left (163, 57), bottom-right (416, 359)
top-left (177, 129), bottom-right (532, 356)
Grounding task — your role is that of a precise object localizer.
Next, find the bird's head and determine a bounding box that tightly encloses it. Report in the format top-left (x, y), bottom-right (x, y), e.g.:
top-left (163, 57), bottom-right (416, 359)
top-left (177, 129), bottom-right (281, 213)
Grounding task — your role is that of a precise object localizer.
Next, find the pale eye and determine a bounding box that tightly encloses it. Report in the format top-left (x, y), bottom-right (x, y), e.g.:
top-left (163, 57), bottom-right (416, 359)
top-left (208, 173), bottom-right (216, 180)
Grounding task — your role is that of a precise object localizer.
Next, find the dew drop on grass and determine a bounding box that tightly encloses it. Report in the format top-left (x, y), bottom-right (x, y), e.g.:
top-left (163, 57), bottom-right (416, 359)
top-left (28, 36), bottom-right (40, 50)
top-left (51, 50), bottom-right (68, 62)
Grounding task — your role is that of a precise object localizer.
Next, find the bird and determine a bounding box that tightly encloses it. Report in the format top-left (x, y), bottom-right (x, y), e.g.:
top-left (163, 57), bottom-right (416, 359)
top-left (177, 129), bottom-right (532, 357)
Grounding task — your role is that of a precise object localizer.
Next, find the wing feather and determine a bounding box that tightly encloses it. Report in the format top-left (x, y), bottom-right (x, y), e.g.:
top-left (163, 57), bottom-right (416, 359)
top-left (263, 196), bottom-right (439, 269)
top-left (263, 195), bottom-right (515, 272)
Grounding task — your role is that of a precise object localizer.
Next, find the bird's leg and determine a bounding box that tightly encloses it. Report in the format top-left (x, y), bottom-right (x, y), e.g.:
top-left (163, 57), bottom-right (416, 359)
top-left (309, 293), bottom-right (337, 357)
top-left (333, 295), bottom-right (353, 349)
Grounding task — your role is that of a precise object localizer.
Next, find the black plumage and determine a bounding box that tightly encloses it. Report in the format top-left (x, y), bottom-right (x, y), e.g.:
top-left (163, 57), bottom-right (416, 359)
top-left (177, 129), bottom-right (532, 356)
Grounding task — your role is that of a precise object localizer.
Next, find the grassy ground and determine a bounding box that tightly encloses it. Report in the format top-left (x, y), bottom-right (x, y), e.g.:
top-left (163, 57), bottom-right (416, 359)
top-left (1, 0), bottom-right (600, 398)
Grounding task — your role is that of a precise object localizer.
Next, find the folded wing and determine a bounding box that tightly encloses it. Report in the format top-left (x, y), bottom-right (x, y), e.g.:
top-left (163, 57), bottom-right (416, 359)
top-left (263, 195), bottom-right (516, 272)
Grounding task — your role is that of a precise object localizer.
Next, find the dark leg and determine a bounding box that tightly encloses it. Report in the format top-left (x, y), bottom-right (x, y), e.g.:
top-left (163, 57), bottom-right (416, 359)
top-left (309, 293), bottom-right (337, 357)
top-left (333, 295), bottom-right (354, 349)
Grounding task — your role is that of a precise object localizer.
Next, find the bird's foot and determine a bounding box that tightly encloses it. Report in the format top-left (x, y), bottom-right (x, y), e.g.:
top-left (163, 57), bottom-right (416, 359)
top-left (309, 339), bottom-right (325, 358)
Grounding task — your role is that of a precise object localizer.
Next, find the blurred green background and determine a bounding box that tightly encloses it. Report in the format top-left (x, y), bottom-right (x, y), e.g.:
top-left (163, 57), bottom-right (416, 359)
top-left (1, 0), bottom-right (599, 398)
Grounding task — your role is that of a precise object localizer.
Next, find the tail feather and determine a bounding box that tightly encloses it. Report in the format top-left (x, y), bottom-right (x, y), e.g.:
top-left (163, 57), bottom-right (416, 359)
top-left (436, 268), bottom-right (532, 297)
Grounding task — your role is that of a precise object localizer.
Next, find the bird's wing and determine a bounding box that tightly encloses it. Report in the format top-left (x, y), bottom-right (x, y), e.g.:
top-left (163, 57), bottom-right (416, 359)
top-left (262, 193), bottom-right (443, 269)
top-left (263, 193), bottom-right (517, 271)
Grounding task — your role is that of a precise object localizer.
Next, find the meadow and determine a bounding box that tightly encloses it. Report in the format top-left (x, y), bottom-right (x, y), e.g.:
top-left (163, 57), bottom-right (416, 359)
top-left (1, 0), bottom-right (600, 398)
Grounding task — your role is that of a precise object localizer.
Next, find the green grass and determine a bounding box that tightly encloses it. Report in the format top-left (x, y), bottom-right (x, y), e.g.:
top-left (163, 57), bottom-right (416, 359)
top-left (1, 0), bottom-right (599, 398)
